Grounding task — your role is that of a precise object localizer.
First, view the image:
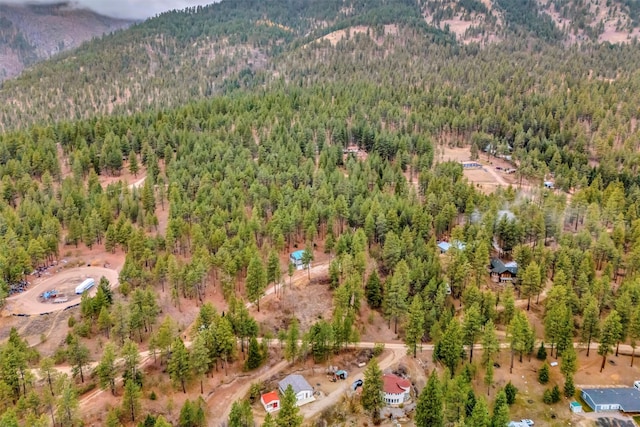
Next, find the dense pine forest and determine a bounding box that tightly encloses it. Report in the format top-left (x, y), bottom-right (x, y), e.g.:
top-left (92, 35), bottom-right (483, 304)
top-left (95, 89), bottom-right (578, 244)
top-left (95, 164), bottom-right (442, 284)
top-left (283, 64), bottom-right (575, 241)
top-left (1, 0), bottom-right (640, 426)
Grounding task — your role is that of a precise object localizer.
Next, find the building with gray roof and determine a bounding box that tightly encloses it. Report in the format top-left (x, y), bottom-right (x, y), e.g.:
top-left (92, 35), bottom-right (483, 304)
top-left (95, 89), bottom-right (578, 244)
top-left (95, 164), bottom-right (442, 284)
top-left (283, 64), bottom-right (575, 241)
top-left (581, 388), bottom-right (640, 413)
top-left (278, 374), bottom-right (315, 406)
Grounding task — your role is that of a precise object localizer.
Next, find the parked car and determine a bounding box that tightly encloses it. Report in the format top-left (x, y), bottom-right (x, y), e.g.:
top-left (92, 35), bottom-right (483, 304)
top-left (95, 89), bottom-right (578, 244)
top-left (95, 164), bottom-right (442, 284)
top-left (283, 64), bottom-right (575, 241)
top-left (352, 379), bottom-right (363, 391)
top-left (521, 419), bottom-right (534, 426)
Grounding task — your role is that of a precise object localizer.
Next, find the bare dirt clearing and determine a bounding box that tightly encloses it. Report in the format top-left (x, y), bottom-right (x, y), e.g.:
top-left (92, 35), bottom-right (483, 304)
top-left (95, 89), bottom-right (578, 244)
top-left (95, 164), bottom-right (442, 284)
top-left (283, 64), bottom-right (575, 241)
top-left (4, 266), bottom-right (119, 316)
top-left (312, 24), bottom-right (397, 47)
top-left (438, 145), bottom-right (520, 194)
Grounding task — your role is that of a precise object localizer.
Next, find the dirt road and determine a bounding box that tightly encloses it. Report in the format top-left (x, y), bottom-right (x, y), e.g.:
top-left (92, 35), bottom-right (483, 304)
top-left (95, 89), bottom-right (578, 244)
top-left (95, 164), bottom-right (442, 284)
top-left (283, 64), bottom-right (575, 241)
top-left (212, 359), bottom-right (290, 424)
top-left (128, 176), bottom-right (146, 189)
top-left (483, 165), bottom-right (510, 187)
top-left (299, 346), bottom-right (406, 419)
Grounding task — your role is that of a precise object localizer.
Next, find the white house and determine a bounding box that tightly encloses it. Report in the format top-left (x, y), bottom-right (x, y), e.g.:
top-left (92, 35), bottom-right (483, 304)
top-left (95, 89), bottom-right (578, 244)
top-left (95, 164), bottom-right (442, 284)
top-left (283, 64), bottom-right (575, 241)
top-left (260, 390), bottom-right (280, 413)
top-left (382, 374), bottom-right (411, 406)
top-left (278, 374), bottom-right (315, 406)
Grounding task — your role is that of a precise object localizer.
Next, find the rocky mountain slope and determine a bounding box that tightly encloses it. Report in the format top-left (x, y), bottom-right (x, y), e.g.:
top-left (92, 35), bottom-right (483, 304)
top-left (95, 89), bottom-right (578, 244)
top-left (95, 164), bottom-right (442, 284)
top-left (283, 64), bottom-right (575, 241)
top-left (0, 2), bottom-right (132, 81)
top-left (423, 0), bottom-right (640, 44)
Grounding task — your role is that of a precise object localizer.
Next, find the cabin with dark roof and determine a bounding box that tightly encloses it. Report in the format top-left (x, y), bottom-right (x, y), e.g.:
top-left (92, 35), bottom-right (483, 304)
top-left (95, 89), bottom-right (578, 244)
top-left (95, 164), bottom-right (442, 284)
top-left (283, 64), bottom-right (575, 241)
top-left (490, 258), bottom-right (518, 283)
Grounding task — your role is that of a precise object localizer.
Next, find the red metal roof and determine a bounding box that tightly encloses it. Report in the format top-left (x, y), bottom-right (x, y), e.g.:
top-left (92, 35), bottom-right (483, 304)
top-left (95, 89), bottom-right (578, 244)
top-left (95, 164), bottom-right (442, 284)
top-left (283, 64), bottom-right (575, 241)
top-left (382, 374), bottom-right (411, 395)
top-left (261, 391), bottom-right (279, 404)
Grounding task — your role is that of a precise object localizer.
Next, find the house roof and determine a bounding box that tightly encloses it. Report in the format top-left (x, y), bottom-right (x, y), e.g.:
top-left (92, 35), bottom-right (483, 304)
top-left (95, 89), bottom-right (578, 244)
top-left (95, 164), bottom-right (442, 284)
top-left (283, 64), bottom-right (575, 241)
top-left (582, 388), bottom-right (640, 412)
top-left (491, 258), bottom-right (518, 275)
top-left (278, 374), bottom-right (312, 395)
top-left (437, 242), bottom-right (451, 252)
top-left (290, 250), bottom-right (305, 261)
top-left (437, 241), bottom-right (466, 252)
top-left (261, 391), bottom-right (279, 405)
top-left (382, 374), bottom-right (411, 395)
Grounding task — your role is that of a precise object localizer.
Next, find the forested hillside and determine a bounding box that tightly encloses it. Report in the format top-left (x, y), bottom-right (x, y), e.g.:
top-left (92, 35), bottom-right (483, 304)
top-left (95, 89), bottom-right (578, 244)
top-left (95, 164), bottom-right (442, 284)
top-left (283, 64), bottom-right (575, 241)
top-left (2, 0), bottom-right (640, 426)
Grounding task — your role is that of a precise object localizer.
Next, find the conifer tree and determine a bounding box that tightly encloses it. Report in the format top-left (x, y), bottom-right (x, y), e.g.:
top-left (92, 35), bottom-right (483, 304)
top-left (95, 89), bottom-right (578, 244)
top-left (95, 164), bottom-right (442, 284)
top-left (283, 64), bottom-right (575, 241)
top-left (491, 389), bottom-right (510, 427)
top-left (246, 255), bottom-right (267, 312)
top-left (599, 310), bottom-right (622, 372)
top-left (266, 250), bottom-right (281, 296)
top-left (122, 379), bottom-right (141, 423)
top-left (128, 151), bottom-right (139, 177)
top-left (168, 337), bottom-right (191, 393)
top-left (228, 399), bottom-right (253, 427)
top-left (538, 362), bottom-right (550, 384)
top-left (482, 320), bottom-right (499, 367)
top-left (284, 320), bottom-right (299, 363)
top-left (122, 339), bottom-right (141, 386)
top-left (384, 264), bottom-right (408, 333)
top-left (504, 381), bottom-right (518, 405)
top-left (404, 294), bottom-right (425, 358)
top-left (67, 335), bottom-right (90, 383)
top-left (361, 359), bottom-right (384, 423)
top-left (629, 305), bottom-right (640, 367)
top-left (56, 376), bottom-right (79, 426)
top-left (245, 336), bottom-right (263, 371)
top-left (463, 303), bottom-right (483, 363)
top-left (415, 371), bottom-right (443, 427)
top-left (96, 342), bottom-right (117, 395)
top-left (263, 412), bottom-right (276, 427)
top-left (581, 298), bottom-right (600, 357)
top-left (468, 395), bottom-right (491, 427)
top-left (39, 357), bottom-right (56, 396)
top-left (440, 318), bottom-right (463, 377)
top-left (484, 362), bottom-right (494, 396)
top-left (276, 385), bottom-right (303, 427)
top-left (301, 246), bottom-right (314, 281)
top-left (365, 270), bottom-right (382, 309)
top-left (190, 332), bottom-right (211, 394)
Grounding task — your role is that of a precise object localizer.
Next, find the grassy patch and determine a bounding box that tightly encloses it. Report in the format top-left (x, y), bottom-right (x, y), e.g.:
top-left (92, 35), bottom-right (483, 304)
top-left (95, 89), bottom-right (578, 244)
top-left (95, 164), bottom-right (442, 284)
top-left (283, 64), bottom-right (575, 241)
top-left (633, 415), bottom-right (640, 424)
top-left (575, 392), bottom-right (594, 413)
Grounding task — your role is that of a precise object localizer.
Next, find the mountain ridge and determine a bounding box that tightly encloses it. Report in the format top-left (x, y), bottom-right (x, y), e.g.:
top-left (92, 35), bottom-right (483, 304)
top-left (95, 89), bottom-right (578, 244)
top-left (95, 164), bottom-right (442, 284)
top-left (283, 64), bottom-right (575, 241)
top-left (1, 0), bottom-right (640, 131)
top-left (0, 2), bottom-right (133, 81)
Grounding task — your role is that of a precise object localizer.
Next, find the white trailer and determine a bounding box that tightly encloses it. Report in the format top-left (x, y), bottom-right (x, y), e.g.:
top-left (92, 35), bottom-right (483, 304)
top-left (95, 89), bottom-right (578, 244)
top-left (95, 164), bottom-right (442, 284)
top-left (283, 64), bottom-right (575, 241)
top-left (75, 278), bottom-right (95, 295)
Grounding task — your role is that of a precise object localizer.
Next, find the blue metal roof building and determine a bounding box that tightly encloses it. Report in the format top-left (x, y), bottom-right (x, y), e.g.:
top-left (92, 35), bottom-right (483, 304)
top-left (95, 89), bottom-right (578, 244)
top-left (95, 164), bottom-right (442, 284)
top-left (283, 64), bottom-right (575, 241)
top-left (289, 250), bottom-right (307, 270)
top-left (581, 388), bottom-right (640, 413)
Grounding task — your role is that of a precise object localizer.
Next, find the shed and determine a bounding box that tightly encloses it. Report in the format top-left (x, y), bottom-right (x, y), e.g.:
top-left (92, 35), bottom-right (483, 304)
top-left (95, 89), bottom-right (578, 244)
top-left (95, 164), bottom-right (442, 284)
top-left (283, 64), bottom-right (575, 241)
top-left (570, 401), bottom-right (583, 413)
top-left (581, 388), bottom-right (640, 413)
top-left (261, 391), bottom-right (280, 413)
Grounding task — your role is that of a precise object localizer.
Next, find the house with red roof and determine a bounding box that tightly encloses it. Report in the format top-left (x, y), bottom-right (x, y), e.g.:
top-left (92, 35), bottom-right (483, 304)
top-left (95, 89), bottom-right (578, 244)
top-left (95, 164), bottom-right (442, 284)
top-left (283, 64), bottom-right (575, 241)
top-left (382, 374), bottom-right (411, 406)
top-left (260, 390), bottom-right (280, 413)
